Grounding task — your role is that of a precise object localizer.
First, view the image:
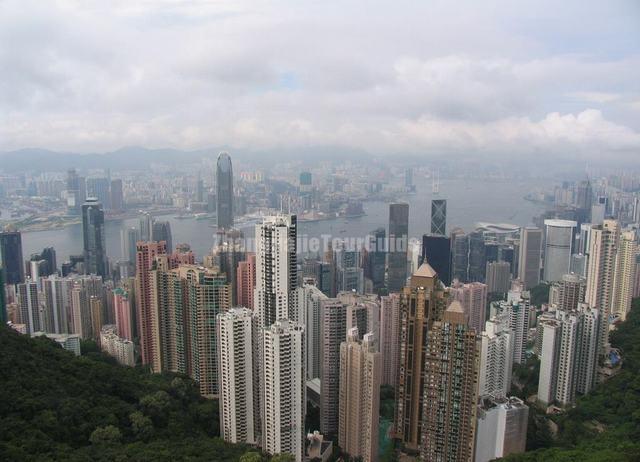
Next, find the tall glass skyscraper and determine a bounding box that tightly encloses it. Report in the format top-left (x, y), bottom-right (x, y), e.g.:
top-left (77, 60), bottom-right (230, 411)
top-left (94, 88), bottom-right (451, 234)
top-left (388, 203), bottom-right (409, 292)
top-left (82, 198), bottom-right (107, 277)
top-left (0, 228), bottom-right (25, 285)
top-left (216, 151), bottom-right (234, 230)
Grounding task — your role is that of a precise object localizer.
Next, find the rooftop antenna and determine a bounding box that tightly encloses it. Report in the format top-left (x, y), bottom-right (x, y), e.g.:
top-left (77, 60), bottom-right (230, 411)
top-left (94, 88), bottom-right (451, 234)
top-left (280, 196), bottom-right (283, 213)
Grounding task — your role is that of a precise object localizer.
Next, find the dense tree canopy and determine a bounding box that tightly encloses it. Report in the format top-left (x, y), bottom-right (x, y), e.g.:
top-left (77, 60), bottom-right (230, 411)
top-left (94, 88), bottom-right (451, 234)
top-left (0, 326), bottom-right (249, 461)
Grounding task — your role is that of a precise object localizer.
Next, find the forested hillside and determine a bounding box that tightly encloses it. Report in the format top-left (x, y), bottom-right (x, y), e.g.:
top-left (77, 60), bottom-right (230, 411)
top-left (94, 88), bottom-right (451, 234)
top-left (0, 326), bottom-right (249, 461)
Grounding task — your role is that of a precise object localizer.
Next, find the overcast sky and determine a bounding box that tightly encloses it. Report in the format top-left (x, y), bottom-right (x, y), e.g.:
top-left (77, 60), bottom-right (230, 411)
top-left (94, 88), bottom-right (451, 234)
top-left (1, 0), bottom-right (639, 161)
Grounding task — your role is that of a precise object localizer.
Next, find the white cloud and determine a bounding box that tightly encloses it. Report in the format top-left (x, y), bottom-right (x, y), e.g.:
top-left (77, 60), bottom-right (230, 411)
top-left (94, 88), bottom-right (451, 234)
top-left (0, 0), bottom-right (639, 162)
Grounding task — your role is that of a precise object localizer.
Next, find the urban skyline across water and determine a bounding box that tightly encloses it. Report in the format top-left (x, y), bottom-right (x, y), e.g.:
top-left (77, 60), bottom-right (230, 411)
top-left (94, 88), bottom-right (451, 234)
top-left (21, 177), bottom-right (551, 262)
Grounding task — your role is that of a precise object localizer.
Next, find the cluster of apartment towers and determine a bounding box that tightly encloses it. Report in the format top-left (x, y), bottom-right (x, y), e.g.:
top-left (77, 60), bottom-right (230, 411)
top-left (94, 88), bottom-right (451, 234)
top-left (2, 152), bottom-right (638, 462)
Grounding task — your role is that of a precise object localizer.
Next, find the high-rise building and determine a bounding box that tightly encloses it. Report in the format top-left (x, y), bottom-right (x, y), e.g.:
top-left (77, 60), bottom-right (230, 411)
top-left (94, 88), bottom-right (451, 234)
top-left (585, 219), bottom-right (619, 355)
top-left (388, 203), bottom-right (409, 292)
top-left (421, 301), bottom-right (478, 462)
top-left (110, 179), bottom-right (124, 211)
top-left (42, 275), bottom-right (72, 334)
top-left (319, 298), bottom-right (346, 437)
top-left (478, 315), bottom-right (514, 398)
top-left (100, 325), bottom-right (135, 366)
top-left (394, 263), bottom-right (448, 452)
top-left (379, 293), bottom-right (400, 387)
top-left (113, 287), bottom-right (133, 341)
top-left (262, 320), bottom-right (306, 462)
top-left (217, 307), bottom-right (256, 445)
top-left (486, 261), bottom-right (511, 294)
top-left (339, 329), bottom-right (381, 462)
top-left (557, 273), bottom-right (586, 312)
top-left (122, 227), bottom-right (140, 266)
top-left (335, 246), bottom-right (364, 294)
top-left (0, 228), bottom-right (25, 285)
top-left (90, 295), bottom-right (104, 342)
top-left (301, 284), bottom-right (328, 381)
top-left (338, 292), bottom-right (380, 343)
top-left (135, 241), bottom-right (167, 372)
top-left (431, 199), bottom-right (447, 236)
top-left (254, 214), bottom-right (300, 447)
top-left (237, 253), bottom-right (256, 309)
top-left (421, 234), bottom-right (451, 285)
top-left (216, 152), bottom-right (234, 230)
top-left (475, 396), bottom-right (528, 462)
top-left (212, 229), bottom-right (245, 305)
top-left (82, 198), bottom-right (107, 277)
top-left (518, 227), bottom-right (542, 289)
top-left (493, 291), bottom-right (530, 365)
top-left (139, 212), bottom-right (153, 242)
top-left (450, 280), bottom-right (488, 333)
top-left (86, 177), bottom-right (111, 210)
top-left (154, 264), bottom-right (230, 397)
top-left (66, 168), bottom-right (84, 215)
top-left (543, 220), bottom-right (577, 282)
top-left (367, 228), bottom-right (386, 291)
top-left (612, 230), bottom-right (638, 321)
top-left (152, 221), bottom-right (173, 253)
top-left (254, 215), bottom-right (298, 327)
top-left (17, 280), bottom-right (41, 334)
top-left (537, 304), bottom-right (600, 406)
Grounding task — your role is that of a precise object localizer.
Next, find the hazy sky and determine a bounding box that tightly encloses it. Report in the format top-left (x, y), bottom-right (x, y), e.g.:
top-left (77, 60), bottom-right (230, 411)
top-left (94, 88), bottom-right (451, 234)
top-left (1, 0), bottom-right (639, 160)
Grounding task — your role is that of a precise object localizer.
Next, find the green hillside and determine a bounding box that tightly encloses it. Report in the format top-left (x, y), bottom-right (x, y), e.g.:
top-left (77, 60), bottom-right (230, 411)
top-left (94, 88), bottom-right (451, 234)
top-left (503, 298), bottom-right (640, 461)
top-left (0, 326), bottom-right (249, 461)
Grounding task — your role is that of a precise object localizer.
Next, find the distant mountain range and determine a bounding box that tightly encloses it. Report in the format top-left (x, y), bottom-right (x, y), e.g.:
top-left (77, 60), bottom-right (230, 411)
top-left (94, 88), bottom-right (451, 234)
top-left (0, 145), bottom-right (377, 173)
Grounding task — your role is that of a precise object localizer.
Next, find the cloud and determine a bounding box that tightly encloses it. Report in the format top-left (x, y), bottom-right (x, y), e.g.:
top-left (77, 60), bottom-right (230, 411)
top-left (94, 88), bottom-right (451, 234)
top-left (0, 0), bottom-right (639, 162)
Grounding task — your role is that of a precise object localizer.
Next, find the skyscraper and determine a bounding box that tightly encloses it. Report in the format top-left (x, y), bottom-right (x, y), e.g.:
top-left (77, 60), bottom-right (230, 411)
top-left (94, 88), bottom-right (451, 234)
top-left (537, 304), bottom-right (600, 406)
top-left (139, 212), bottom-right (153, 242)
top-left (450, 280), bottom-right (488, 333)
top-left (319, 298), bottom-right (346, 437)
top-left (367, 228), bottom-right (386, 291)
top-left (518, 227), bottom-right (542, 289)
top-left (431, 199), bottom-right (447, 236)
top-left (216, 151), bottom-right (234, 230)
top-left (339, 329), bottom-right (381, 462)
top-left (557, 272), bottom-right (586, 312)
top-left (255, 215), bottom-right (298, 327)
top-left (478, 315), bottom-right (514, 398)
top-left (388, 203), bottom-right (409, 292)
top-left (135, 241), bottom-right (167, 372)
top-left (421, 234), bottom-right (451, 285)
top-left (113, 287), bottom-right (133, 341)
top-left (0, 228), bottom-right (25, 285)
top-left (152, 220), bottom-right (173, 253)
top-left (262, 320), bottom-right (306, 462)
top-left (110, 179), bottom-right (124, 211)
top-left (543, 219), bottom-right (577, 282)
top-left (217, 307), bottom-right (256, 445)
top-left (86, 177), bottom-right (111, 210)
top-left (237, 253), bottom-right (256, 309)
top-left (394, 263), bottom-right (448, 452)
top-left (585, 219), bottom-right (619, 355)
top-left (379, 293), bottom-right (400, 387)
top-left (42, 275), bottom-right (72, 334)
top-left (421, 301), bottom-right (479, 462)
top-left (486, 261), bottom-right (511, 294)
top-left (82, 198), bottom-right (107, 277)
top-left (612, 230), bottom-right (638, 321)
top-left (17, 280), bottom-right (41, 334)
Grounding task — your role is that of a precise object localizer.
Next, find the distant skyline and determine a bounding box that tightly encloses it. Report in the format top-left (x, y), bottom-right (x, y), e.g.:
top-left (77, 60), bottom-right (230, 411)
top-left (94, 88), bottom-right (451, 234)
top-left (1, 0), bottom-right (639, 161)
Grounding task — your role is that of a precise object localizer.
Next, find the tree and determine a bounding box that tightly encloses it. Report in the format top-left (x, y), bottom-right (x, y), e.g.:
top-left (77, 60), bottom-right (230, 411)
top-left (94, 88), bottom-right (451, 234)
top-left (89, 425), bottom-right (122, 445)
top-left (240, 451), bottom-right (263, 462)
top-left (270, 454), bottom-right (295, 462)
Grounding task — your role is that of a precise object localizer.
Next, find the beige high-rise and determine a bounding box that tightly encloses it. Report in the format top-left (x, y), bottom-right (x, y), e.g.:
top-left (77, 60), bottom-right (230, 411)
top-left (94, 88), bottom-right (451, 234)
top-left (585, 220), bottom-right (619, 354)
top-left (339, 328), bottom-right (381, 462)
top-left (421, 301), bottom-right (479, 462)
top-left (612, 230), bottom-right (638, 321)
top-left (394, 263), bottom-right (448, 453)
